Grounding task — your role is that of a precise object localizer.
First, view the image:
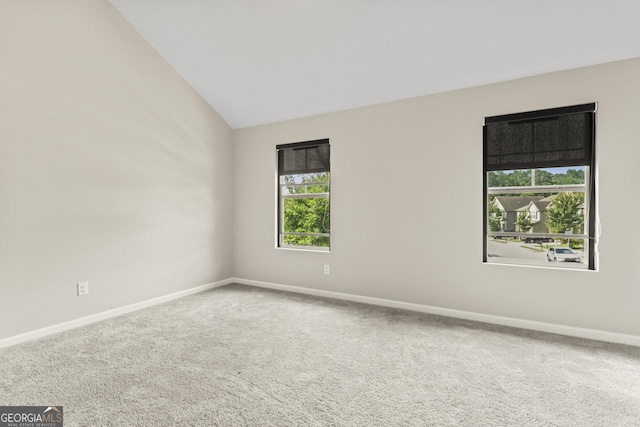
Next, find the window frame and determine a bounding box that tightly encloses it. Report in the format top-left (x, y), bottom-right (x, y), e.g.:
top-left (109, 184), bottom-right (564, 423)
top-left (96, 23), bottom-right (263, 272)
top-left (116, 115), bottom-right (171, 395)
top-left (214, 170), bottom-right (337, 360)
top-left (276, 139), bottom-right (331, 252)
top-left (483, 104), bottom-right (597, 270)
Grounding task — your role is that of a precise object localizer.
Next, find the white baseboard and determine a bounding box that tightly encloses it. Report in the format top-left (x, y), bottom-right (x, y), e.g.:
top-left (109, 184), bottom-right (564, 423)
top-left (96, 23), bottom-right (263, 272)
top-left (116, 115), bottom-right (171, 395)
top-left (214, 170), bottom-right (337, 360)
top-left (5, 277), bottom-right (638, 349)
top-left (0, 278), bottom-right (234, 349)
top-left (232, 277), bottom-right (640, 347)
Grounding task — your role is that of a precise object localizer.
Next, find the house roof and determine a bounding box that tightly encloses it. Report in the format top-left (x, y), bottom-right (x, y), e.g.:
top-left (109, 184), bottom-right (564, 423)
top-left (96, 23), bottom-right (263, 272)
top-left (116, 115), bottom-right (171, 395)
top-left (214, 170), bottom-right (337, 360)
top-left (107, 0), bottom-right (640, 129)
top-left (534, 200), bottom-right (553, 211)
top-left (494, 197), bottom-right (543, 212)
top-left (516, 199), bottom-right (553, 212)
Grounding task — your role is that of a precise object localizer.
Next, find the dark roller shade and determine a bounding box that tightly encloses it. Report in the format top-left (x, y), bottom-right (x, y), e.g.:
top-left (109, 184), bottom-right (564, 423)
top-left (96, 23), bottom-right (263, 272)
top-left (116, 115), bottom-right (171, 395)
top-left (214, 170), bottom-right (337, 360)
top-left (277, 139), bottom-right (330, 175)
top-left (484, 104), bottom-right (595, 172)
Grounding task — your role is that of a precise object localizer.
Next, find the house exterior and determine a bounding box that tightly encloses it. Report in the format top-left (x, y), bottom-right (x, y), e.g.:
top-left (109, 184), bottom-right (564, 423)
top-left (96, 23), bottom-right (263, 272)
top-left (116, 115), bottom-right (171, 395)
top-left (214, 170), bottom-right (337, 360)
top-left (516, 197), bottom-right (553, 233)
top-left (493, 194), bottom-right (585, 236)
top-left (492, 196), bottom-right (545, 232)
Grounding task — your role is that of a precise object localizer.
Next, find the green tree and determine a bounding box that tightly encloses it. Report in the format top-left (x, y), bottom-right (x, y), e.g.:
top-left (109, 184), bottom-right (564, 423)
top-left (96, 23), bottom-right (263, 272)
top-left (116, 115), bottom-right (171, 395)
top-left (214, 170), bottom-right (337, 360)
top-left (546, 192), bottom-right (584, 235)
top-left (534, 170), bottom-right (553, 185)
top-left (488, 170), bottom-right (532, 187)
top-left (488, 199), bottom-right (502, 232)
top-left (490, 168), bottom-right (585, 189)
top-left (283, 198), bottom-right (330, 247)
top-left (557, 169), bottom-right (585, 185)
top-left (515, 212), bottom-right (532, 232)
top-left (534, 169), bottom-right (584, 186)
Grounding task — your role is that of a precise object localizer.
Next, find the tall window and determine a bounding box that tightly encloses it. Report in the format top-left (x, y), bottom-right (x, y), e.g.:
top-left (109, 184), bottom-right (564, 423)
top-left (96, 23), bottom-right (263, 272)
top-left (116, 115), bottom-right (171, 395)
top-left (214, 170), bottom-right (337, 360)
top-left (277, 139), bottom-right (330, 250)
top-left (483, 103), bottom-right (597, 270)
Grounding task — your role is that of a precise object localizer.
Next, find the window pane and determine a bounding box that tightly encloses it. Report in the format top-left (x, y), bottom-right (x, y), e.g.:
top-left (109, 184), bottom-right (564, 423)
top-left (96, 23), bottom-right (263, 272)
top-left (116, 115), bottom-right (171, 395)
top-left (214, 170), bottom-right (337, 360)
top-left (280, 173), bottom-right (329, 185)
top-left (489, 192), bottom-right (585, 234)
top-left (283, 235), bottom-right (330, 248)
top-left (488, 167), bottom-right (586, 188)
top-left (487, 237), bottom-right (588, 270)
top-left (534, 166), bottom-right (585, 186)
top-left (280, 183), bottom-right (330, 195)
top-left (488, 169), bottom-right (532, 187)
top-left (280, 173), bottom-right (330, 195)
top-left (282, 197), bottom-right (330, 248)
top-left (283, 198), bottom-right (330, 233)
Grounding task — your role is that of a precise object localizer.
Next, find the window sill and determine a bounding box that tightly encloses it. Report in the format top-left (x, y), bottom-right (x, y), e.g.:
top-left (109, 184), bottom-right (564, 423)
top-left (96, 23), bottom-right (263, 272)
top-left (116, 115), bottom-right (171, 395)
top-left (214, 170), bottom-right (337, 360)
top-left (276, 246), bottom-right (330, 253)
top-left (483, 261), bottom-right (596, 272)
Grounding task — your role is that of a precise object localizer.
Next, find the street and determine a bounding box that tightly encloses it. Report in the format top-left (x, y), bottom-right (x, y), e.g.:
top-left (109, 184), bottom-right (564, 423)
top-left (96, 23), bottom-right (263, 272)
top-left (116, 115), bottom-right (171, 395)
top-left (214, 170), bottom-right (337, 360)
top-left (487, 239), bottom-right (586, 269)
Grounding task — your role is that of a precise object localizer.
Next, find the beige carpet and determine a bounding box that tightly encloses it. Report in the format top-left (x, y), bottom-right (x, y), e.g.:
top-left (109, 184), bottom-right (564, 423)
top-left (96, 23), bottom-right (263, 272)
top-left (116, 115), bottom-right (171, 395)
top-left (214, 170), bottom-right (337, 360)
top-left (1, 284), bottom-right (639, 426)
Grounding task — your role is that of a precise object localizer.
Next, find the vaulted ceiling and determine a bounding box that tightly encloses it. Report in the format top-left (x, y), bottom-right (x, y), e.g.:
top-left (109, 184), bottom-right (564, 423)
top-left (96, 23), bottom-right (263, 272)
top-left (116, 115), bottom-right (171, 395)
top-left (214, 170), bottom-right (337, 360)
top-left (107, 0), bottom-right (640, 129)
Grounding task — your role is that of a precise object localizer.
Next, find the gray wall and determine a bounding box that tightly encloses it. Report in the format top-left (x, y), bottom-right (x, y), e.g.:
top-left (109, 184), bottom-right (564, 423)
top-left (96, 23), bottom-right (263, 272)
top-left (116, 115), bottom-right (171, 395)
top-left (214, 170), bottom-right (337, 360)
top-left (0, 0), bottom-right (233, 339)
top-left (233, 58), bottom-right (640, 337)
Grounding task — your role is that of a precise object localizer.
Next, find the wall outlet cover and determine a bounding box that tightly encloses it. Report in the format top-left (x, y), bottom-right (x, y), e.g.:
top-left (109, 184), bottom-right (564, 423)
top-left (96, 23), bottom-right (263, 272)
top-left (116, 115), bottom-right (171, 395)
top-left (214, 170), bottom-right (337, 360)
top-left (77, 281), bottom-right (89, 296)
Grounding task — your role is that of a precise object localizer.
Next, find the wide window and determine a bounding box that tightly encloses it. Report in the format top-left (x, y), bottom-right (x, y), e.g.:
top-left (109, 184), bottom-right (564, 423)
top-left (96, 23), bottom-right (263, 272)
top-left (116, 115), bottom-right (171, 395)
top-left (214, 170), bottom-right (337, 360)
top-left (277, 139), bottom-right (330, 250)
top-left (483, 104), bottom-right (596, 270)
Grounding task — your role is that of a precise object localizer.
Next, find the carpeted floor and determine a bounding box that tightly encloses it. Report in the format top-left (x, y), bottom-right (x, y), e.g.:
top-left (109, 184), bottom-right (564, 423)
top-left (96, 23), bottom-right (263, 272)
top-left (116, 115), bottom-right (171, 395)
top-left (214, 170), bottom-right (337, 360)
top-left (1, 284), bottom-right (639, 426)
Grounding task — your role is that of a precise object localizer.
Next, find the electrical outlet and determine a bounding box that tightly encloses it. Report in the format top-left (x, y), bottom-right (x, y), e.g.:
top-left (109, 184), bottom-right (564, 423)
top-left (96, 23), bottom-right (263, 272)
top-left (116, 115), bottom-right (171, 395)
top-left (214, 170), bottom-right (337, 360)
top-left (77, 281), bottom-right (89, 296)
top-left (324, 264), bottom-right (330, 275)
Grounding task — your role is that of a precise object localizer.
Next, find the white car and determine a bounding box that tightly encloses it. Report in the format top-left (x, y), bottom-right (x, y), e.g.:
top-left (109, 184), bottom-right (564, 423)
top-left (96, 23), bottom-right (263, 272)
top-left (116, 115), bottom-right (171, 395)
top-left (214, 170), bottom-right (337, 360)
top-left (547, 247), bottom-right (581, 263)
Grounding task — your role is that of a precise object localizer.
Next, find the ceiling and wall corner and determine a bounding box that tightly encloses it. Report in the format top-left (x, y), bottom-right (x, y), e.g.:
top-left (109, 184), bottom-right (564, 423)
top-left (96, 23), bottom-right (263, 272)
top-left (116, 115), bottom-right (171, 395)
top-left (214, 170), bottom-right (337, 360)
top-left (107, 0), bottom-right (640, 129)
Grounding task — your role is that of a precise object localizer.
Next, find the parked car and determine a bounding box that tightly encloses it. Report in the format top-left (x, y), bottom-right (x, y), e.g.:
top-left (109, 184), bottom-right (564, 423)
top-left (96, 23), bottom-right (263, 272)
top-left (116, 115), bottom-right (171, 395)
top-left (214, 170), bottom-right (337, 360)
top-left (522, 237), bottom-right (554, 243)
top-left (547, 247), bottom-right (581, 263)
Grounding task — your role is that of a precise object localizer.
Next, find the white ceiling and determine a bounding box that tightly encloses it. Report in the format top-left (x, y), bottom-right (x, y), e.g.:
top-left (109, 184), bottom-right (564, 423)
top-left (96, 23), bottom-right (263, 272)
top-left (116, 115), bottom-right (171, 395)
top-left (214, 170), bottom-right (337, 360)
top-left (107, 0), bottom-right (640, 129)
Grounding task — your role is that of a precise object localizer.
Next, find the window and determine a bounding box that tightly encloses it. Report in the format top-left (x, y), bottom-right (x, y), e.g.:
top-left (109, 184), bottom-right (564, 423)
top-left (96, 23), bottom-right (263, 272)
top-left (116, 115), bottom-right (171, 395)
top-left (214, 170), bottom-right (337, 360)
top-left (483, 103), bottom-right (596, 270)
top-left (277, 139), bottom-right (330, 250)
